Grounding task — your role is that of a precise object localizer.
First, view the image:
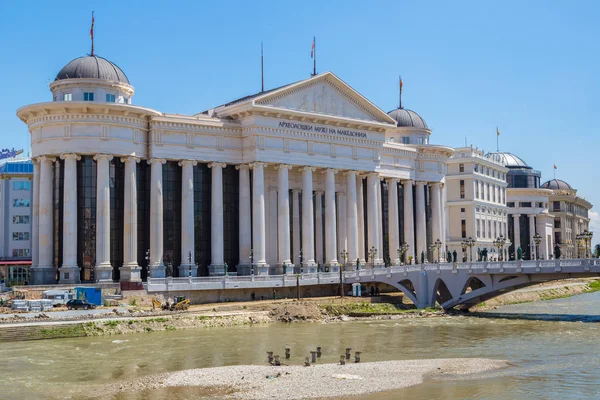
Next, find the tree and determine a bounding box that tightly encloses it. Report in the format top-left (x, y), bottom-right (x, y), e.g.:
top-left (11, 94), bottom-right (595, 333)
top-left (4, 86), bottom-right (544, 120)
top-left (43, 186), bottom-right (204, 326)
top-left (595, 244), bottom-right (600, 258)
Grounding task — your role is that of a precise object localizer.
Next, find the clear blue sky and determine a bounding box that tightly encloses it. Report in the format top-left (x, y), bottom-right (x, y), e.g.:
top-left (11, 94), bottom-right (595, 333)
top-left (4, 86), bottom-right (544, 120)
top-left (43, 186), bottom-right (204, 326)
top-left (2, 0), bottom-right (600, 241)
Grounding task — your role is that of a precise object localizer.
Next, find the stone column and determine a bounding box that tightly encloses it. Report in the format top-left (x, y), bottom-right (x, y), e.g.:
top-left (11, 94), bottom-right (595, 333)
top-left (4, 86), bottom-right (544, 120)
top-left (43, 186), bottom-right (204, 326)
top-left (250, 162), bottom-right (268, 274)
top-left (31, 159), bottom-right (40, 270)
top-left (367, 173), bottom-right (382, 266)
top-left (513, 214), bottom-right (521, 257)
top-left (337, 192), bottom-right (347, 266)
top-left (149, 158), bottom-right (166, 277)
top-left (403, 181), bottom-right (415, 263)
top-left (277, 165), bottom-right (293, 273)
top-left (356, 175), bottom-right (365, 264)
top-left (388, 178), bottom-right (400, 265)
top-left (536, 216), bottom-right (547, 260)
top-left (415, 181), bottom-right (427, 263)
top-left (236, 164), bottom-right (251, 274)
top-left (268, 188), bottom-right (278, 268)
top-left (441, 183), bottom-right (448, 261)
top-left (94, 154), bottom-right (113, 282)
top-left (314, 191), bottom-right (324, 267)
top-left (120, 156), bottom-right (141, 282)
top-left (377, 179), bottom-right (383, 263)
top-left (324, 168), bottom-right (338, 269)
top-left (208, 162), bottom-right (227, 275)
top-left (33, 156), bottom-right (55, 284)
top-left (292, 189), bottom-right (301, 267)
top-left (301, 166), bottom-right (317, 271)
top-left (529, 214), bottom-right (536, 260)
top-left (59, 153), bottom-right (81, 283)
top-left (430, 182), bottom-right (442, 262)
top-left (346, 171), bottom-right (359, 269)
top-left (178, 160), bottom-right (198, 277)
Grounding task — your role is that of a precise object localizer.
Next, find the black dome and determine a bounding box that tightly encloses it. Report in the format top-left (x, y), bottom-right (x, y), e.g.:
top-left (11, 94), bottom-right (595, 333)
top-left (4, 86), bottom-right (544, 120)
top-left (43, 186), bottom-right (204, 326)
top-left (55, 55), bottom-right (130, 84)
top-left (541, 179), bottom-right (572, 190)
top-left (387, 108), bottom-right (428, 129)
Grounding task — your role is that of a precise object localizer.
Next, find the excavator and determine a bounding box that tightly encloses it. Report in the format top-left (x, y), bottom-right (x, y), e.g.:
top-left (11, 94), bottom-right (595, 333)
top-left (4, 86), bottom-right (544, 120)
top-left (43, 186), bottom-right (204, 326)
top-left (152, 296), bottom-right (190, 311)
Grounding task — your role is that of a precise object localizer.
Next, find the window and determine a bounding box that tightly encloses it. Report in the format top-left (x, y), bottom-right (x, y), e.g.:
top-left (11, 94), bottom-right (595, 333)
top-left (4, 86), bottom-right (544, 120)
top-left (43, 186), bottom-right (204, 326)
top-left (461, 219), bottom-right (466, 238)
top-left (106, 94), bottom-right (116, 102)
top-left (554, 218), bottom-right (561, 228)
top-left (459, 163), bottom-right (464, 172)
top-left (474, 164), bottom-right (479, 173)
top-left (63, 93), bottom-right (72, 101)
top-left (84, 92), bottom-right (94, 101)
top-left (520, 202), bottom-right (532, 208)
top-left (475, 180), bottom-right (479, 198)
top-left (553, 201), bottom-right (560, 211)
top-left (12, 249), bottom-right (30, 257)
top-left (492, 185), bottom-right (496, 202)
top-left (460, 180), bottom-right (465, 199)
top-left (486, 183), bottom-right (490, 201)
top-left (486, 168), bottom-right (490, 176)
top-left (536, 202), bottom-right (544, 208)
top-left (401, 137), bottom-right (410, 144)
top-left (13, 199), bottom-right (30, 207)
top-left (124, 97), bottom-right (129, 104)
top-left (487, 221), bottom-right (491, 238)
top-left (12, 181), bottom-right (31, 190)
top-left (492, 170), bottom-right (496, 178)
top-left (12, 232), bottom-right (30, 241)
top-left (461, 207), bottom-right (466, 212)
top-left (477, 219), bottom-right (481, 237)
top-left (12, 215), bottom-right (30, 224)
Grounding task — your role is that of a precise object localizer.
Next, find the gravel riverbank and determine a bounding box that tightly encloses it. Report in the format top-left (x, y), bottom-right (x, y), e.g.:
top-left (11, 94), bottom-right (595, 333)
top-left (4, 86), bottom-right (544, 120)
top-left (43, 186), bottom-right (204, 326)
top-left (96, 359), bottom-right (508, 399)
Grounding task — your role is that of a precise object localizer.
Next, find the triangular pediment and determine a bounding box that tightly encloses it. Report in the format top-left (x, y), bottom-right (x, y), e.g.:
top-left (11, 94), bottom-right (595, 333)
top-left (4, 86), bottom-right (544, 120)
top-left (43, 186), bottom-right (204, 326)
top-left (252, 72), bottom-right (396, 124)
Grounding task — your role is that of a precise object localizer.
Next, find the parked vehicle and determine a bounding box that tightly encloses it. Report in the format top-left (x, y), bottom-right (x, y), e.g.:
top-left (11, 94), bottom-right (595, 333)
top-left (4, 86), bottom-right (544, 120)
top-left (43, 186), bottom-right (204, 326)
top-left (42, 290), bottom-right (74, 306)
top-left (66, 299), bottom-right (96, 310)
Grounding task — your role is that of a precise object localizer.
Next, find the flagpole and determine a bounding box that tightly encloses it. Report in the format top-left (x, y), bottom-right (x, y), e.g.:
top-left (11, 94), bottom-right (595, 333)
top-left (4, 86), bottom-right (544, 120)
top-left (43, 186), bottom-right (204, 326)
top-left (261, 42), bottom-right (264, 92)
top-left (496, 131), bottom-right (499, 152)
top-left (399, 75), bottom-right (402, 109)
top-left (313, 36), bottom-right (317, 76)
top-left (90, 11), bottom-right (95, 56)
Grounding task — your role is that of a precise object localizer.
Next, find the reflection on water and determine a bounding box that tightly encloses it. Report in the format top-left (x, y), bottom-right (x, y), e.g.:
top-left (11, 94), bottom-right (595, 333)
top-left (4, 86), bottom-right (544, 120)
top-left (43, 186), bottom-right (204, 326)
top-left (2, 291), bottom-right (600, 400)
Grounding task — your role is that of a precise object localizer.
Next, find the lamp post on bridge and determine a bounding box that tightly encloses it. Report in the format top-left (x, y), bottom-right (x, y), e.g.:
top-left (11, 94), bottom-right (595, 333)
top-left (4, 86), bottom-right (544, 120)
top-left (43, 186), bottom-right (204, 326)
top-left (494, 235), bottom-right (506, 262)
top-left (339, 250), bottom-right (348, 299)
top-left (434, 239), bottom-right (442, 263)
top-left (188, 250), bottom-right (192, 277)
top-left (369, 246), bottom-right (377, 269)
top-left (145, 249), bottom-right (151, 279)
top-left (249, 249), bottom-right (254, 276)
top-left (461, 237), bottom-right (475, 263)
top-left (583, 230), bottom-right (593, 258)
top-left (397, 242), bottom-right (409, 265)
top-left (533, 233), bottom-right (542, 261)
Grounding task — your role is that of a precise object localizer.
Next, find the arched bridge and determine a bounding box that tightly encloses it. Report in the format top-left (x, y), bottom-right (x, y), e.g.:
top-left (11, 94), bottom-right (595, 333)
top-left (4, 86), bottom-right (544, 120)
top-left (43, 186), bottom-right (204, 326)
top-left (146, 259), bottom-right (600, 310)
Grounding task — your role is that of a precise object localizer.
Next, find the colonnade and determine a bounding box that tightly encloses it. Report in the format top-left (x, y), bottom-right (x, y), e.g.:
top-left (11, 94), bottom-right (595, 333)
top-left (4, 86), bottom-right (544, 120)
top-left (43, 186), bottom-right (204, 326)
top-left (30, 156), bottom-right (446, 284)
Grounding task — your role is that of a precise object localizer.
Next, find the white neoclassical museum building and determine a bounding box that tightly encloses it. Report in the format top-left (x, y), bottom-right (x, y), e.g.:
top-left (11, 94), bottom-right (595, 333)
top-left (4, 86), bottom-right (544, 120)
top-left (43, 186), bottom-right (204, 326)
top-left (18, 53), bottom-right (455, 285)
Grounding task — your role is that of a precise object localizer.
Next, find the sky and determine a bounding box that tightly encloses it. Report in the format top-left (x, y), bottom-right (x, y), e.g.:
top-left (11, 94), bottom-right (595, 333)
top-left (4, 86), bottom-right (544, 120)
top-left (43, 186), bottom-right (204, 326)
top-left (1, 0), bottom-right (600, 243)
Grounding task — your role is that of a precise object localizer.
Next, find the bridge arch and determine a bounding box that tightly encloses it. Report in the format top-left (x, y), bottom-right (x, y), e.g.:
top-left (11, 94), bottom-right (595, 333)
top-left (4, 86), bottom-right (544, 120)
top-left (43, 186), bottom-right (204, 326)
top-left (431, 278), bottom-right (454, 306)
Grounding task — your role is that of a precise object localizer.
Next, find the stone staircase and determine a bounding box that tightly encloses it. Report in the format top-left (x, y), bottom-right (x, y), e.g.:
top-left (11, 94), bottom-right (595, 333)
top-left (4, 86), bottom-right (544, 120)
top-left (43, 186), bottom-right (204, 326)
top-left (0, 322), bottom-right (88, 342)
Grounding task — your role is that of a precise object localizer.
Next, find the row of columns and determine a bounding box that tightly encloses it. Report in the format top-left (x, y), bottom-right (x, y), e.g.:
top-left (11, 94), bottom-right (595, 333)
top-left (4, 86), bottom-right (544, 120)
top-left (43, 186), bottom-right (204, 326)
top-left (512, 213), bottom-right (550, 260)
top-left (31, 155), bottom-right (444, 284)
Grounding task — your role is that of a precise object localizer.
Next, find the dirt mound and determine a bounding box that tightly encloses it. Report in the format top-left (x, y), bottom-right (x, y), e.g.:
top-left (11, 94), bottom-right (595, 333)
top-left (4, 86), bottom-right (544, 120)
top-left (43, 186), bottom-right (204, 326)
top-left (268, 301), bottom-right (325, 322)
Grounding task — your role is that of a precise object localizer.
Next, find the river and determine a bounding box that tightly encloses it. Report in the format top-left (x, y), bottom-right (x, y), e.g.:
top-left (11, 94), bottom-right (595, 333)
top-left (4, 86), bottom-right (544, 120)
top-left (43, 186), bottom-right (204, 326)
top-left (2, 291), bottom-right (600, 400)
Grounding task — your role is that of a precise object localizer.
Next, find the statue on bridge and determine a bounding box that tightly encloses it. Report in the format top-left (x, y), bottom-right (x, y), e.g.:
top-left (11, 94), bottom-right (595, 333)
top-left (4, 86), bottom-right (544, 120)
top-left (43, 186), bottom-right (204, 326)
top-left (517, 246), bottom-right (523, 260)
top-left (452, 250), bottom-right (457, 263)
top-left (420, 251), bottom-right (425, 265)
top-left (447, 250), bottom-right (452, 263)
top-left (554, 245), bottom-right (561, 260)
top-left (481, 248), bottom-right (488, 261)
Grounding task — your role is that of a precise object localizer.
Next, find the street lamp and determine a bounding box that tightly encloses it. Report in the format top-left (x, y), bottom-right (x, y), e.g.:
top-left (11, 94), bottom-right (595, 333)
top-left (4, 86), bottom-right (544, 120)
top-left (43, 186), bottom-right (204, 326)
top-left (299, 249), bottom-right (304, 274)
top-left (397, 242), bottom-right (409, 265)
top-left (369, 246), bottom-right (377, 269)
top-left (533, 233), bottom-right (542, 260)
top-left (495, 235), bottom-right (506, 261)
top-left (145, 249), bottom-right (151, 278)
top-left (461, 237), bottom-right (475, 262)
top-left (434, 239), bottom-right (442, 263)
top-left (583, 230), bottom-right (593, 258)
top-left (249, 249), bottom-right (254, 276)
top-left (188, 250), bottom-right (192, 277)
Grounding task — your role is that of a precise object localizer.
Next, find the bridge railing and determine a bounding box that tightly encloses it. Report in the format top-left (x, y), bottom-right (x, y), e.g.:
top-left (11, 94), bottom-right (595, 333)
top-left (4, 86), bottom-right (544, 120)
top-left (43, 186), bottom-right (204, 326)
top-left (146, 258), bottom-right (598, 292)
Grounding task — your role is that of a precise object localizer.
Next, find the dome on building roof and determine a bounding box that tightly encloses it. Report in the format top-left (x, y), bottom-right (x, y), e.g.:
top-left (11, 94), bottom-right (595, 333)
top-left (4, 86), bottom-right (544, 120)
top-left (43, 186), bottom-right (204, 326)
top-left (55, 55), bottom-right (130, 84)
top-left (387, 108), bottom-right (428, 129)
top-left (541, 179), bottom-right (572, 190)
top-left (486, 152), bottom-right (530, 169)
